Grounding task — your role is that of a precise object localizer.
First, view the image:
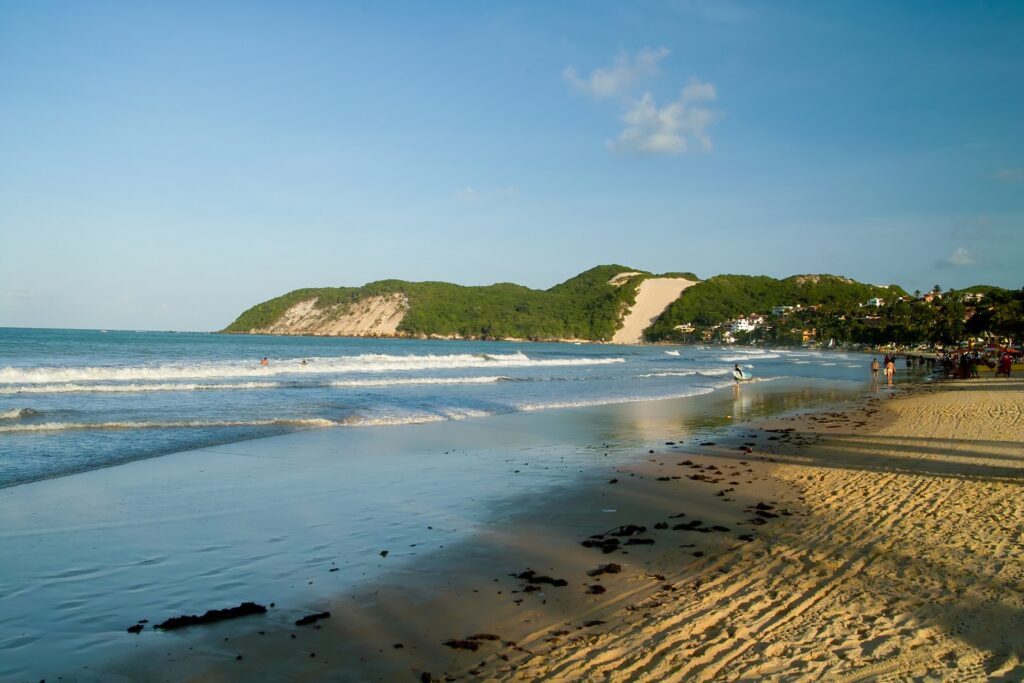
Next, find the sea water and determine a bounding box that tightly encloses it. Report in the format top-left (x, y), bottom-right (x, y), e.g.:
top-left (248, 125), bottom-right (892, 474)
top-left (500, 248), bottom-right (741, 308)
top-left (0, 327), bottom-right (874, 488)
top-left (0, 327), bottom-right (886, 680)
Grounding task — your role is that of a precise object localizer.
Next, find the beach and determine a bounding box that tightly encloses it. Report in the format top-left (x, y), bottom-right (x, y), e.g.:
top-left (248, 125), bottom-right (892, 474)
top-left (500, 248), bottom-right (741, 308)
top-left (3, 372), bottom-right (1020, 681)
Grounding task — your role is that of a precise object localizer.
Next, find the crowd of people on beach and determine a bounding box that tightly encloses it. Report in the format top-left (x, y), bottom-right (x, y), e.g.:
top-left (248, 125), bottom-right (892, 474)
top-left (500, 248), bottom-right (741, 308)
top-left (872, 349), bottom-right (1017, 382)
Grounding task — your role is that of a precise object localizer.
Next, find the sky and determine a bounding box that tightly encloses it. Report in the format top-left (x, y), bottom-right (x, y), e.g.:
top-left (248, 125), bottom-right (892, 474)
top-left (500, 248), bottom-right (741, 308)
top-left (1, 1), bottom-right (1022, 331)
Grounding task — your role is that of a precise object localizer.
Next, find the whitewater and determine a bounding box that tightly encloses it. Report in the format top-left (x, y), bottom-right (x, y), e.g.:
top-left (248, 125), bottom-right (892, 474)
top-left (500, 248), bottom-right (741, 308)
top-left (0, 328), bottom-right (869, 487)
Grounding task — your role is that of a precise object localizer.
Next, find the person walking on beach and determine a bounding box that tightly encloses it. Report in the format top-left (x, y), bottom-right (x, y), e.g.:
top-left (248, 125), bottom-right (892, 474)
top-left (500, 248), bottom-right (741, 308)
top-left (870, 358), bottom-right (880, 382)
top-left (884, 356), bottom-right (895, 386)
top-left (997, 352), bottom-right (1013, 377)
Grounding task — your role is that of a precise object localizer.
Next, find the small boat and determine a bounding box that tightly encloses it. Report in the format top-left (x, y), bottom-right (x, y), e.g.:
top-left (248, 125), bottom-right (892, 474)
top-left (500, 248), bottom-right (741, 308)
top-left (664, 350), bottom-right (680, 356)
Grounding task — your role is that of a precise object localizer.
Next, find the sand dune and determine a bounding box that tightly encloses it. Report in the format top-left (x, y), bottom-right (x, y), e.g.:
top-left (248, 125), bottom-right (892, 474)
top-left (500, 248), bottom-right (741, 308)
top-left (612, 277), bottom-right (696, 344)
top-left (250, 294), bottom-right (408, 336)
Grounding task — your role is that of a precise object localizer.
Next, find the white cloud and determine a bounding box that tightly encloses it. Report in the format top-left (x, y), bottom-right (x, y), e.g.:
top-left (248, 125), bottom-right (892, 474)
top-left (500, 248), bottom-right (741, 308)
top-left (945, 247), bottom-right (976, 267)
top-left (563, 47), bottom-right (670, 98)
top-left (455, 185), bottom-right (520, 202)
top-left (610, 81), bottom-right (718, 155)
top-left (994, 168), bottom-right (1023, 184)
top-left (455, 187), bottom-right (481, 202)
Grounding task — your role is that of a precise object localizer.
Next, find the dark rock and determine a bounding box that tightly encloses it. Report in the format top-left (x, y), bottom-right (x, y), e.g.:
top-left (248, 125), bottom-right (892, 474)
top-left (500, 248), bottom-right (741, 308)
top-left (586, 584), bottom-right (607, 595)
top-left (653, 522), bottom-right (669, 530)
top-left (587, 563), bottom-right (622, 576)
top-left (583, 620), bottom-right (606, 627)
top-left (126, 623), bottom-right (144, 634)
top-left (295, 611), bottom-right (331, 627)
top-left (625, 538), bottom-right (655, 545)
top-left (443, 639), bottom-right (480, 651)
top-left (155, 602), bottom-right (267, 630)
top-left (608, 478), bottom-right (618, 484)
top-left (380, 550), bottom-right (389, 558)
top-left (516, 570), bottom-right (568, 587)
top-left (608, 524), bottom-right (647, 537)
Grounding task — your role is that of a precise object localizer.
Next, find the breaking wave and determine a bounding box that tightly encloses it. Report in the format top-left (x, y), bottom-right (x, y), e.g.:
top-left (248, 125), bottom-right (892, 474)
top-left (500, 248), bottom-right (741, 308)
top-left (0, 418), bottom-right (338, 434)
top-left (0, 376), bottom-right (515, 395)
top-left (0, 407), bottom-right (41, 420)
top-left (0, 353), bottom-right (624, 385)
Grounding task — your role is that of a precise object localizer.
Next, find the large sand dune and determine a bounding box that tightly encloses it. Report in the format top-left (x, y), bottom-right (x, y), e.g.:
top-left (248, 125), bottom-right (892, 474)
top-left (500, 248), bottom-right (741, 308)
top-left (612, 277), bottom-right (696, 344)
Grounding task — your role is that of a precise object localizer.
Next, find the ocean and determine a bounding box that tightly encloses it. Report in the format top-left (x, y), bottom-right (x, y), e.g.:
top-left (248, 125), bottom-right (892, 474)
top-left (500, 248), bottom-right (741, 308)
top-left (1, 327), bottom-right (891, 680)
top-left (0, 327), bottom-right (875, 489)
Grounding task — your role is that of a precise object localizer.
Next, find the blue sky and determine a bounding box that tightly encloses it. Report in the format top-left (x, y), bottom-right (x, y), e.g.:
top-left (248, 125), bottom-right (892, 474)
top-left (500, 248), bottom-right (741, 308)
top-left (1, 1), bottom-right (1022, 330)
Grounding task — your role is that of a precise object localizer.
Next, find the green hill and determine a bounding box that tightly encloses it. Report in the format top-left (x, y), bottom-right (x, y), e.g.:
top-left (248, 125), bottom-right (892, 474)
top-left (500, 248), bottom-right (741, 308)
top-left (223, 268), bottom-right (923, 343)
top-left (644, 274), bottom-right (907, 341)
top-left (222, 265), bottom-right (681, 341)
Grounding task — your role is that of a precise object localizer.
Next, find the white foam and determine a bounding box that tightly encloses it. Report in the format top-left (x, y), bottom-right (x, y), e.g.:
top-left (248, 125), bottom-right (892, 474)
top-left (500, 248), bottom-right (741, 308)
top-left (721, 354), bottom-right (781, 362)
top-left (0, 418), bottom-right (338, 434)
top-left (328, 376), bottom-right (512, 388)
top-left (0, 376), bottom-right (513, 395)
top-left (0, 381), bottom-right (281, 395)
top-left (0, 408), bottom-right (38, 420)
top-left (0, 353), bottom-right (624, 385)
top-left (516, 385), bottom-right (721, 412)
top-left (637, 370), bottom-right (699, 378)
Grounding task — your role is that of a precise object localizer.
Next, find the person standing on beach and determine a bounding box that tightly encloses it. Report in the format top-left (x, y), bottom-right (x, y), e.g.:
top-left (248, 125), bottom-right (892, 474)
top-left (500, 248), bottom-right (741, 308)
top-left (871, 358), bottom-right (880, 381)
top-left (884, 356), bottom-right (895, 386)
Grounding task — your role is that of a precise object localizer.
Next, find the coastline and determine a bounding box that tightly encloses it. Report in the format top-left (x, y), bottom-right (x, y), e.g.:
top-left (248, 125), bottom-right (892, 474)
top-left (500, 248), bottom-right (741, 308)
top-left (6, 375), bottom-right (1022, 681)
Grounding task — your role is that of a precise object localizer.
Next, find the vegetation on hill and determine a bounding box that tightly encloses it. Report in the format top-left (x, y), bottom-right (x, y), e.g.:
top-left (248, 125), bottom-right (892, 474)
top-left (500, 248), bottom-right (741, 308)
top-left (223, 265), bottom-right (664, 341)
top-left (645, 274), bottom-right (905, 340)
top-left (225, 267), bottom-right (1021, 347)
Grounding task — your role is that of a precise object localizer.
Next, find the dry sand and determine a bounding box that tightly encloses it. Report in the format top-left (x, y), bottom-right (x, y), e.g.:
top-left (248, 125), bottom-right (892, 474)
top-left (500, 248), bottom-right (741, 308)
top-left (114, 377), bottom-right (1024, 682)
top-left (612, 278), bottom-right (696, 345)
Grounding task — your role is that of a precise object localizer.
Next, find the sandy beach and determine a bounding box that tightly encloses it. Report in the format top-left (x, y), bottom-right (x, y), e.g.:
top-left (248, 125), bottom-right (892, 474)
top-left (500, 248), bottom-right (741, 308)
top-left (3, 375), bottom-right (1021, 682)
top-left (27, 376), bottom-right (1003, 682)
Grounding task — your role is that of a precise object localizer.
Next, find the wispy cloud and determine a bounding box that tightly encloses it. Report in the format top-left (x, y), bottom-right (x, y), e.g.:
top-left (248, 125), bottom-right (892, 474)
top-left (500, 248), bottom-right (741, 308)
top-left (454, 185), bottom-right (520, 202)
top-left (994, 167), bottom-right (1024, 184)
top-left (610, 81), bottom-right (718, 155)
top-left (564, 49), bottom-right (719, 156)
top-left (945, 247), bottom-right (976, 267)
top-left (563, 47), bottom-right (670, 99)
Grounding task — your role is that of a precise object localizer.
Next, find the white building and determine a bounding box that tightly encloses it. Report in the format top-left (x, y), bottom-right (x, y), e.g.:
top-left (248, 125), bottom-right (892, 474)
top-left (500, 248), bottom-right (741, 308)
top-left (864, 297), bottom-right (884, 307)
top-left (730, 316), bottom-right (765, 334)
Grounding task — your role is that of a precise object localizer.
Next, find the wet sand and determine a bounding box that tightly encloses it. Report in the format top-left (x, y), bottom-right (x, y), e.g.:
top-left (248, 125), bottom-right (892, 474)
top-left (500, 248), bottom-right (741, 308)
top-left (9, 376), bottom-right (1023, 681)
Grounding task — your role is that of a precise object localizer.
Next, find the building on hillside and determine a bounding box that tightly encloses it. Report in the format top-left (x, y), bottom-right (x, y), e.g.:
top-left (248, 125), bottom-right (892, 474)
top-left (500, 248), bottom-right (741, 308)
top-left (922, 292), bottom-right (942, 302)
top-left (963, 292), bottom-right (985, 303)
top-left (771, 305), bottom-right (796, 316)
top-left (730, 315), bottom-right (765, 334)
top-left (864, 297), bottom-right (884, 307)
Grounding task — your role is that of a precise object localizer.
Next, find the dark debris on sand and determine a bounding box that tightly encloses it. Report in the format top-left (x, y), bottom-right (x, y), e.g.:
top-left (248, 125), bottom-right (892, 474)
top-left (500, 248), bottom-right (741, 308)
top-left (154, 602), bottom-right (267, 630)
top-left (295, 611), bottom-right (331, 626)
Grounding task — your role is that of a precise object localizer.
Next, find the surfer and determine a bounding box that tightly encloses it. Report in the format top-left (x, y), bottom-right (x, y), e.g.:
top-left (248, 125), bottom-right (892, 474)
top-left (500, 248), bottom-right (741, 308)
top-left (259, 357), bottom-right (269, 366)
top-left (733, 364), bottom-right (744, 384)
